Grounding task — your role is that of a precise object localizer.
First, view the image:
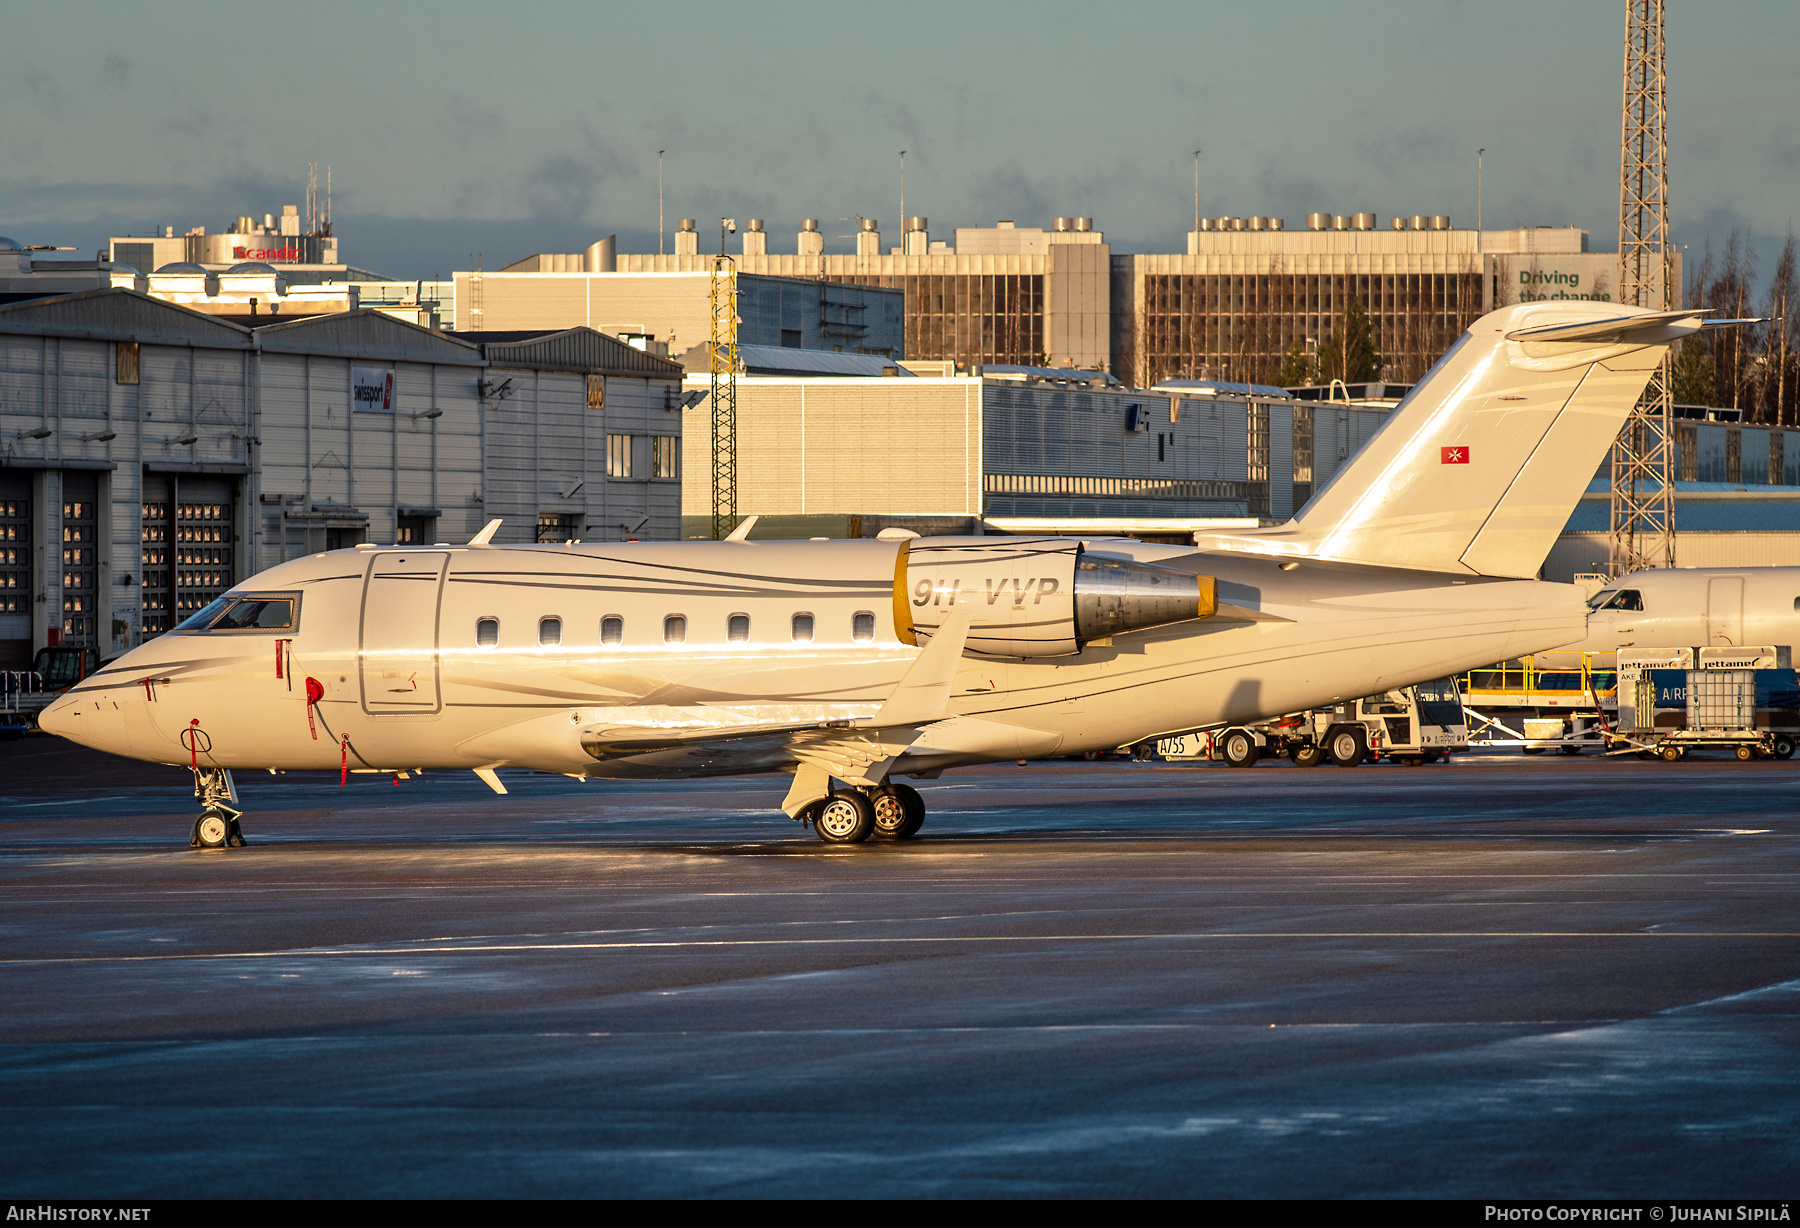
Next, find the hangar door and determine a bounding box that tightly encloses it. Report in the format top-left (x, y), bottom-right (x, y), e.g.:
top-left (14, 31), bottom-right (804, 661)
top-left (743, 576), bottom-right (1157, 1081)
top-left (360, 551), bottom-right (448, 714)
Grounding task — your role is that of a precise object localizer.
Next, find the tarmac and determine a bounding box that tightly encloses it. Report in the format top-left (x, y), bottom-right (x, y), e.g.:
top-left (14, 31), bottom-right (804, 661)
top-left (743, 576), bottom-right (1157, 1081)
top-left (1, 737), bottom-right (1797, 1198)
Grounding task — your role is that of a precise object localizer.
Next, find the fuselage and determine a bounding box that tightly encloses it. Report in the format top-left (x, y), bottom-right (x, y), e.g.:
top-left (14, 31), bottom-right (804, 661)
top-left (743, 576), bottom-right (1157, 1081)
top-left (43, 536), bottom-right (1588, 780)
top-left (1574, 566), bottom-right (1800, 656)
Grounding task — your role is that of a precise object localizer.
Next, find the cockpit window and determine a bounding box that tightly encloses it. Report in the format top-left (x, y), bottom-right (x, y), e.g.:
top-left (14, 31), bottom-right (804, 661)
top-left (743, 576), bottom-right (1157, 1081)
top-left (1590, 588), bottom-right (1643, 612)
top-left (174, 597), bottom-right (233, 631)
top-left (174, 593), bottom-right (300, 632)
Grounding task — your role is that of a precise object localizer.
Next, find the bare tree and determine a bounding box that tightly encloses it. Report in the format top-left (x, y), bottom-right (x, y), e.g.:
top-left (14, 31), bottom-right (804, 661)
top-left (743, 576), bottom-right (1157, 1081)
top-left (1766, 231), bottom-right (1798, 427)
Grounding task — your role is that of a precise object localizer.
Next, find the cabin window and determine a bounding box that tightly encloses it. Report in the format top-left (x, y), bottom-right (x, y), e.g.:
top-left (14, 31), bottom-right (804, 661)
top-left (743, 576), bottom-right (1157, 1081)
top-left (476, 617), bottom-right (499, 647)
top-left (601, 615), bottom-right (623, 644)
top-left (539, 616), bottom-right (562, 646)
top-left (664, 614), bottom-right (686, 644)
top-left (852, 611), bottom-right (876, 643)
top-left (728, 613), bottom-right (750, 643)
top-left (1596, 589), bottom-right (1643, 611)
top-left (791, 612), bottom-right (814, 642)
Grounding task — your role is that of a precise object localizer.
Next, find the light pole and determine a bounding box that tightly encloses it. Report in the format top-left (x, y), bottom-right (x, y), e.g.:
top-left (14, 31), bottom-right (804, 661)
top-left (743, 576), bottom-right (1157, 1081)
top-left (1477, 147), bottom-right (1485, 232)
top-left (658, 150), bottom-right (665, 256)
top-left (1193, 148), bottom-right (1202, 236)
top-left (899, 150), bottom-right (906, 244)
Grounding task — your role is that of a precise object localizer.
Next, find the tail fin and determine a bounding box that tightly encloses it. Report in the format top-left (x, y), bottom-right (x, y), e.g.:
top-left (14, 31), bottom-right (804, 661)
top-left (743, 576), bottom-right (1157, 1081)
top-left (1191, 302), bottom-right (1703, 578)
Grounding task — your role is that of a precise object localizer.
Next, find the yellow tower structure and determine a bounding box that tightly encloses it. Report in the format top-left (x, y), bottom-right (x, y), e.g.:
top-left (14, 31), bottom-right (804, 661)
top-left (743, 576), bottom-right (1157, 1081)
top-left (709, 253), bottom-right (739, 540)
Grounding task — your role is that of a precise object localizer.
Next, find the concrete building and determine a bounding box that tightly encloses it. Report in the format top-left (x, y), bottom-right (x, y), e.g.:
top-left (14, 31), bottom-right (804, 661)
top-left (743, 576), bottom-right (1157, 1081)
top-left (453, 264), bottom-right (904, 362)
top-left (1115, 218), bottom-right (1662, 387)
top-left (0, 290), bottom-right (682, 666)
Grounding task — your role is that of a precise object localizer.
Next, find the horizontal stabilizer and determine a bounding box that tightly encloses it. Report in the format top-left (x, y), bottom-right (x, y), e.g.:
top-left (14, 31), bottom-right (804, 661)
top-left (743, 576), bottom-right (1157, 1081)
top-left (1504, 309), bottom-right (1706, 343)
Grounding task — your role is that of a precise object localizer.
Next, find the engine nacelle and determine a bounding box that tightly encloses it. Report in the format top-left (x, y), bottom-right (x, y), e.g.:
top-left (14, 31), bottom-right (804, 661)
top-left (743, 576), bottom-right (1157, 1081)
top-left (897, 538), bottom-right (1215, 658)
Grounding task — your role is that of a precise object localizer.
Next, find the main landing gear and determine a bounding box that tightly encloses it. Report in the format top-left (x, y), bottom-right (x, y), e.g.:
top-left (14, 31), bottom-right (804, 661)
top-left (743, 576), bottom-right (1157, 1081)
top-left (803, 783), bottom-right (927, 845)
top-left (189, 767), bottom-right (245, 849)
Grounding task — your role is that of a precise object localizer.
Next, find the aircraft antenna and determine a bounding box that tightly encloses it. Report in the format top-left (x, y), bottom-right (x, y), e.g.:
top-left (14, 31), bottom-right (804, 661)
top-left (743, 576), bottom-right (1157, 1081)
top-left (1609, 0), bottom-right (1676, 576)
top-left (710, 235), bottom-right (739, 540)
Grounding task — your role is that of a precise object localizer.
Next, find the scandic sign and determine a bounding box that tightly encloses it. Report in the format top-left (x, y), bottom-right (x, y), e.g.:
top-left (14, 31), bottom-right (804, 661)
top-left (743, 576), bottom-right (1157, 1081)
top-left (232, 246), bottom-right (302, 261)
top-left (1441, 446), bottom-right (1471, 464)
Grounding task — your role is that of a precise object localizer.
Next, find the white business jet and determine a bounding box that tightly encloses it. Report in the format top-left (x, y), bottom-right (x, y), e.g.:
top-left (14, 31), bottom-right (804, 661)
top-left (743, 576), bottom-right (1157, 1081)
top-left (41, 301), bottom-right (1728, 847)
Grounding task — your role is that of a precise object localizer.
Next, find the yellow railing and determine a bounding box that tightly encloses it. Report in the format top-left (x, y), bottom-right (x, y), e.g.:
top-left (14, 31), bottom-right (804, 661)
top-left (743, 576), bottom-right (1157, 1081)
top-left (1458, 650), bottom-right (1618, 702)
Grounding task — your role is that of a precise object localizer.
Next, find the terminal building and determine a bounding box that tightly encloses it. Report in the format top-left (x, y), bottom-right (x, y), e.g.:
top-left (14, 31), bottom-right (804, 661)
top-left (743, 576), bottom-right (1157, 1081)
top-left (0, 289), bottom-right (683, 666)
top-left (477, 213), bottom-right (1662, 388)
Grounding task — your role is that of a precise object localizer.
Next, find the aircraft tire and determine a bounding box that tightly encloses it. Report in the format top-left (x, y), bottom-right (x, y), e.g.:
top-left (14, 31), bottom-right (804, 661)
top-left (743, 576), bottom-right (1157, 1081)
top-left (1292, 742), bottom-right (1326, 768)
top-left (1220, 730), bottom-right (1258, 768)
top-left (1773, 736), bottom-right (1795, 760)
top-left (873, 784), bottom-right (925, 840)
top-left (1326, 727), bottom-right (1365, 768)
top-left (192, 809), bottom-right (232, 849)
top-left (814, 793), bottom-right (875, 844)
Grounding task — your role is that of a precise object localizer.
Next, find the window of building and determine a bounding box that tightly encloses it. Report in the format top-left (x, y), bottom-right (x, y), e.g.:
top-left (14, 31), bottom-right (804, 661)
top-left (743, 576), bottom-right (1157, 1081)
top-left (608, 434), bottom-right (633, 478)
top-left (728, 613), bottom-right (750, 643)
top-left (477, 617), bottom-right (499, 647)
top-left (587, 375), bottom-right (605, 410)
top-left (791, 612), bottom-right (814, 642)
top-left (653, 436), bottom-right (679, 479)
top-left (539, 616), bottom-right (562, 646)
top-left (536, 513), bottom-right (577, 543)
top-left (396, 513), bottom-right (435, 545)
top-left (601, 615), bottom-right (623, 645)
top-left (116, 342), bottom-right (140, 385)
top-left (852, 611), bottom-right (875, 642)
top-left (663, 614), bottom-right (686, 644)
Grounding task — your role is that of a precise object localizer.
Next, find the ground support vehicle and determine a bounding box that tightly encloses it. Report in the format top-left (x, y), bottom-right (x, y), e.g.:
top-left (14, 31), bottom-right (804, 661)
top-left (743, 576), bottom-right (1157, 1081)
top-left (1, 671), bottom-right (45, 737)
top-left (1607, 647), bottom-right (1800, 761)
top-left (1156, 678), bottom-right (1467, 768)
top-left (1, 647), bottom-right (104, 731)
top-left (1459, 649), bottom-right (1618, 753)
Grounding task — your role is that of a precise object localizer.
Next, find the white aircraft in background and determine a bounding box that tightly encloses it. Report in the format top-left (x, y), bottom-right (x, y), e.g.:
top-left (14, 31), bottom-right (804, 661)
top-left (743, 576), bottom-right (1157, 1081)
top-left (42, 301), bottom-right (1734, 847)
top-left (1575, 567), bottom-right (1800, 655)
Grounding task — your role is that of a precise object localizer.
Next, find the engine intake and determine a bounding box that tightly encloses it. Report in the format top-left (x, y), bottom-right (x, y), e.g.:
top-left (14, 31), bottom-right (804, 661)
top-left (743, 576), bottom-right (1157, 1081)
top-left (897, 538), bottom-right (1215, 658)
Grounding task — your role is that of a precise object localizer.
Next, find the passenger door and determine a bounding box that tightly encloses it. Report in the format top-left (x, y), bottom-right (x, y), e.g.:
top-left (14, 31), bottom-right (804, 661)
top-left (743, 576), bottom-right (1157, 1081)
top-left (360, 552), bottom-right (449, 714)
top-left (1708, 576), bottom-right (1745, 647)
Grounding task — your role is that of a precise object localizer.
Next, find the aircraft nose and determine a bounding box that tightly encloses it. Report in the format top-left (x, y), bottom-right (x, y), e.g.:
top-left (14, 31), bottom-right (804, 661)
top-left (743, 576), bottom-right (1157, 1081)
top-left (37, 692), bottom-right (82, 741)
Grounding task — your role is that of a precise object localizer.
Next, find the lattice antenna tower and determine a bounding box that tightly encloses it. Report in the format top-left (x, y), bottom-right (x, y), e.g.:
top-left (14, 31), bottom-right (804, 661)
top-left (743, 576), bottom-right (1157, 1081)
top-left (709, 254), bottom-right (739, 540)
top-left (1609, 0), bottom-right (1676, 576)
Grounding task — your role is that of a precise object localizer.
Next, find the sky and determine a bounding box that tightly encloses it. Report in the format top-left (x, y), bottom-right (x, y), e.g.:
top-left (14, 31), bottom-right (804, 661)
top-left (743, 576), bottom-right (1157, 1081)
top-left (3, 0), bottom-right (1797, 289)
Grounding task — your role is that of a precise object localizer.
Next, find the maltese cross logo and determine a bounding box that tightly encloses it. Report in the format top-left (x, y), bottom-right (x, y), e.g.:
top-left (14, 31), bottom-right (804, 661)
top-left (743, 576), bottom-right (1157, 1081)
top-left (1441, 446), bottom-right (1470, 464)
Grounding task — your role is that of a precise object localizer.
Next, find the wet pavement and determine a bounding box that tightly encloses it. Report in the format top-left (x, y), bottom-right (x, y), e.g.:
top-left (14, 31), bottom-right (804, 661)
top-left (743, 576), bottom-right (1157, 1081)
top-left (1, 737), bottom-right (1797, 1197)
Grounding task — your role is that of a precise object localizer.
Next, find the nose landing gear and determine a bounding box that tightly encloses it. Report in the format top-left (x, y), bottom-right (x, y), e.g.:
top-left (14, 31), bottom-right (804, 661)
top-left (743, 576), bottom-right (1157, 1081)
top-left (189, 767), bottom-right (246, 849)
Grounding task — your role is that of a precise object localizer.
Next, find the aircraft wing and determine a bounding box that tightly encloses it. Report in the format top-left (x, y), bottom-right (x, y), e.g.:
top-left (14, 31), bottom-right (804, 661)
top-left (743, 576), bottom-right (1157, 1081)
top-left (580, 608), bottom-right (975, 789)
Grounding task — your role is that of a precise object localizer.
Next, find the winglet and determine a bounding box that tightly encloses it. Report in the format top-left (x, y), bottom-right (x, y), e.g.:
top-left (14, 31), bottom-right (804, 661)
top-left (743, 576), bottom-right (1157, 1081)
top-left (473, 766), bottom-right (507, 794)
top-left (868, 607), bottom-right (972, 728)
top-left (724, 515), bottom-right (760, 542)
top-left (468, 518), bottom-right (503, 546)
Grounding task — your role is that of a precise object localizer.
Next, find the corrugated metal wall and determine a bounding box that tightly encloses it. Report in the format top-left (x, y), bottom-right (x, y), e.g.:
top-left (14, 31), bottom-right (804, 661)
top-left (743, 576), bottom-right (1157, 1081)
top-left (1543, 531), bottom-right (1800, 582)
top-left (681, 379), bottom-right (979, 519)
